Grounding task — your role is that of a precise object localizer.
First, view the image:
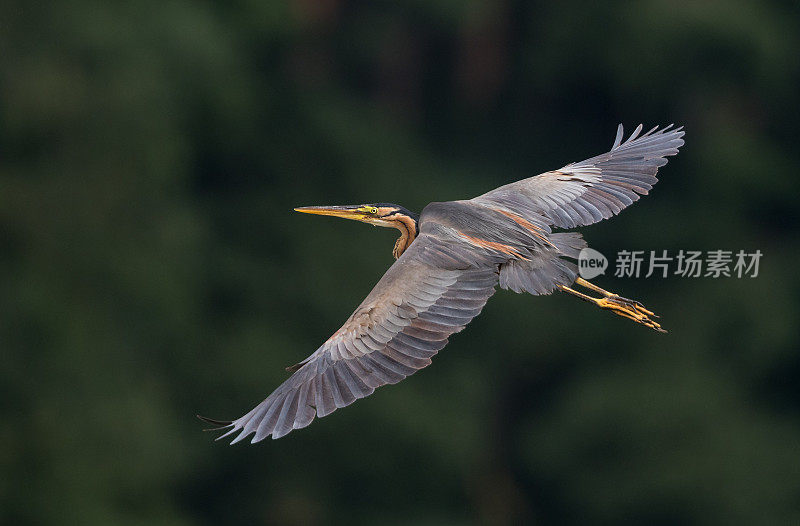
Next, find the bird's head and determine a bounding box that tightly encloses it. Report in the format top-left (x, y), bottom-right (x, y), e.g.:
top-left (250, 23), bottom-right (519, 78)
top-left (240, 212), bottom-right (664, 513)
top-left (294, 203), bottom-right (419, 259)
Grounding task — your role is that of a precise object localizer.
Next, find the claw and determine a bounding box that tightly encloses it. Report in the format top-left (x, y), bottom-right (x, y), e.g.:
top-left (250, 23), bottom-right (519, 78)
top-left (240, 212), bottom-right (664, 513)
top-left (560, 279), bottom-right (667, 333)
top-left (598, 296), bottom-right (666, 333)
top-left (607, 294), bottom-right (658, 318)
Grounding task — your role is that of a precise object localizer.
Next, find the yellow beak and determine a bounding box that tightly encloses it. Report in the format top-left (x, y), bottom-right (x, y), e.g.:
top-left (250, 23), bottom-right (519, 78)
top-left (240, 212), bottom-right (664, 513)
top-left (293, 206), bottom-right (369, 221)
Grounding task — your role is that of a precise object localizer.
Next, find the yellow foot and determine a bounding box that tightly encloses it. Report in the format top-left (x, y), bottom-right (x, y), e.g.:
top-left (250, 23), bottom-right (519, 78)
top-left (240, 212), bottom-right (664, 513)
top-left (559, 278), bottom-right (666, 333)
top-left (595, 294), bottom-right (665, 333)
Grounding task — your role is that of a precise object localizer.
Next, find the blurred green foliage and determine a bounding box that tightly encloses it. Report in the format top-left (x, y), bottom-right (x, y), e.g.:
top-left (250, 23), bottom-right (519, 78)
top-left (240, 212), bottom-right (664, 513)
top-left (2, 1), bottom-right (799, 524)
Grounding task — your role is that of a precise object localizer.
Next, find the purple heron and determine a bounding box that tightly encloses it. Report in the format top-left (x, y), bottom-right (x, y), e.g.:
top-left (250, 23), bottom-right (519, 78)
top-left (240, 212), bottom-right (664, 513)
top-left (200, 124), bottom-right (684, 443)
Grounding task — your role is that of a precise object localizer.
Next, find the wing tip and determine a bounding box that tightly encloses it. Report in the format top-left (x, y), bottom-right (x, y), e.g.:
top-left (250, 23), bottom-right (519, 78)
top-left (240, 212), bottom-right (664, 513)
top-left (196, 413), bottom-right (233, 428)
top-left (613, 123), bottom-right (624, 149)
top-left (610, 123), bottom-right (685, 157)
top-left (197, 414), bottom-right (242, 443)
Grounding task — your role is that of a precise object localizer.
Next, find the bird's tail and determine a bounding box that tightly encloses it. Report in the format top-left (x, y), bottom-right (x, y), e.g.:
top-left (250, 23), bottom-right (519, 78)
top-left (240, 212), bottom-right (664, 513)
top-left (498, 232), bottom-right (586, 296)
top-left (549, 231), bottom-right (587, 259)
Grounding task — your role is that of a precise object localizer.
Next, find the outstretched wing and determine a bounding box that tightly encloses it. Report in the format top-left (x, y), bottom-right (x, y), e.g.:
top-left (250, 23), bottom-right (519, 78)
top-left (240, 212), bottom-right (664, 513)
top-left (207, 235), bottom-right (498, 443)
top-left (472, 124), bottom-right (685, 229)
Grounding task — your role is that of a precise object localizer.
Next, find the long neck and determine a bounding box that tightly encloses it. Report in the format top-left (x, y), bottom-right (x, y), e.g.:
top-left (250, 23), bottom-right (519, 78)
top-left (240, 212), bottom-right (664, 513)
top-left (392, 214), bottom-right (418, 259)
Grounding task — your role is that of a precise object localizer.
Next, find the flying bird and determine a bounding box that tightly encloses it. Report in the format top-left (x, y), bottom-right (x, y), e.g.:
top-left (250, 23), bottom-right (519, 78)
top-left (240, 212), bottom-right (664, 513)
top-left (200, 124), bottom-right (685, 443)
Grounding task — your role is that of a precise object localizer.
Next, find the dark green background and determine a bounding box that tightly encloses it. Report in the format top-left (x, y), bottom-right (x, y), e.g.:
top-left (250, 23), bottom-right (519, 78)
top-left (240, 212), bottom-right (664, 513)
top-left (2, 1), bottom-right (799, 524)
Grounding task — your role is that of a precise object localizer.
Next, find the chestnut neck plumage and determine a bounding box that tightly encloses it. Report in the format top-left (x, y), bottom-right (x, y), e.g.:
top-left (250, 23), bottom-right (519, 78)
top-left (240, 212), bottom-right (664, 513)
top-left (391, 213), bottom-right (419, 259)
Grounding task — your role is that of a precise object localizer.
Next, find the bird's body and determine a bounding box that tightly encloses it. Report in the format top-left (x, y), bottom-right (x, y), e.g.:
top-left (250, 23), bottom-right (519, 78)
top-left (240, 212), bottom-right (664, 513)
top-left (201, 124), bottom-right (685, 443)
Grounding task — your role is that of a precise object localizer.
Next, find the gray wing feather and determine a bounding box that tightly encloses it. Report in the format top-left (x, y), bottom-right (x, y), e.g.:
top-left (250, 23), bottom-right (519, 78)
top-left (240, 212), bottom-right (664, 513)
top-left (472, 124), bottom-right (684, 229)
top-left (213, 235), bottom-right (498, 443)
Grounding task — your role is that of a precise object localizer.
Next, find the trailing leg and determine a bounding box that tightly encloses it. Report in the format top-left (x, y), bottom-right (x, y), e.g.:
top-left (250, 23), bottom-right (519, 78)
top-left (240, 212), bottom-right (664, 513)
top-left (559, 277), bottom-right (665, 333)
